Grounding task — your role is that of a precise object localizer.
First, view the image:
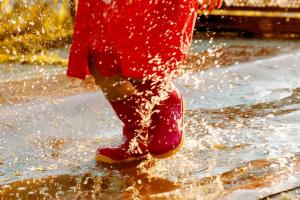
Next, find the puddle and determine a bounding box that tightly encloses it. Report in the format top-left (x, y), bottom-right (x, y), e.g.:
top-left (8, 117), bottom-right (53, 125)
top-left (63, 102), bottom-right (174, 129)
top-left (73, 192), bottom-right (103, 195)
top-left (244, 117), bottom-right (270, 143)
top-left (0, 39), bottom-right (300, 199)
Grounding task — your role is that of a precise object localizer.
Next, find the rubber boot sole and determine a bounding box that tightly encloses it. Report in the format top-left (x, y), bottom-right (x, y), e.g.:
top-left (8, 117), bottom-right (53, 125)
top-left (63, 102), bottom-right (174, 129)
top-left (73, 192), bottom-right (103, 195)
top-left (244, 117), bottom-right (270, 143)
top-left (95, 153), bottom-right (149, 164)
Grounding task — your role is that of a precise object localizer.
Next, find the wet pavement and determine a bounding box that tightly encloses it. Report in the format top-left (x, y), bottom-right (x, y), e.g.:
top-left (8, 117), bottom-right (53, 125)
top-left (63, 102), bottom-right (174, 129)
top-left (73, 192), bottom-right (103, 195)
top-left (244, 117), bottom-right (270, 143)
top-left (0, 38), bottom-right (300, 199)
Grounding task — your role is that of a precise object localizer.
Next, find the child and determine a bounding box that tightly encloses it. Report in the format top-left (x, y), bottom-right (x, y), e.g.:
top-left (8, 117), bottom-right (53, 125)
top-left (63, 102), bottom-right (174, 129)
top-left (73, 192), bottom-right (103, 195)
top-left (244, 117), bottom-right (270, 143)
top-left (68, 0), bottom-right (223, 164)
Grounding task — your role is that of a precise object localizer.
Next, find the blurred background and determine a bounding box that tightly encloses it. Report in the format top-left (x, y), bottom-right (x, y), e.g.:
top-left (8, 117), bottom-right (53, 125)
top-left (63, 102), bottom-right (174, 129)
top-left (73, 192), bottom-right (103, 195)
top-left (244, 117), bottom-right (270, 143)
top-left (0, 0), bottom-right (73, 66)
top-left (198, 0), bottom-right (300, 37)
top-left (0, 0), bottom-right (300, 66)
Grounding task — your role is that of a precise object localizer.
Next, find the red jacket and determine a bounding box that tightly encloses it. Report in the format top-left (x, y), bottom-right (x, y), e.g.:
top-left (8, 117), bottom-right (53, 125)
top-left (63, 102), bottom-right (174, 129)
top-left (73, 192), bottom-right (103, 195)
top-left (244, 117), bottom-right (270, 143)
top-left (67, 0), bottom-right (198, 80)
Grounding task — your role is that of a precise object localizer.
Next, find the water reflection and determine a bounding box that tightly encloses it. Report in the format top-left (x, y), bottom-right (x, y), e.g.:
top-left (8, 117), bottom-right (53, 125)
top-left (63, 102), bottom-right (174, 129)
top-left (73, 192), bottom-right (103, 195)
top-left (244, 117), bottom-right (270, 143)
top-left (188, 87), bottom-right (300, 127)
top-left (0, 159), bottom-right (180, 199)
top-left (1, 154), bottom-right (300, 199)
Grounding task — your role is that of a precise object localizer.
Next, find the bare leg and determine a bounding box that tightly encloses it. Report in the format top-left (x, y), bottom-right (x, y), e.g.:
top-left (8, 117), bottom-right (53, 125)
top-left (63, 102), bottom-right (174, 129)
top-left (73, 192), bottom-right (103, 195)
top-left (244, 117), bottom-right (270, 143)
top-left (88, 64), bottom-right (137, 102)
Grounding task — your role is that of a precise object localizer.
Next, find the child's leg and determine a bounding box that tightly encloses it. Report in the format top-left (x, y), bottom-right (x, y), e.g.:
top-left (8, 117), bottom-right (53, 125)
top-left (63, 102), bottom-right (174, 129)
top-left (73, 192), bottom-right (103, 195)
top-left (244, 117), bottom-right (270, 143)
top-left (89, 64), bottom-right (149, 163)
top-left (89, 64), bottom-right (184, 163)
top-left (88, 64), bottom-right (136, 102)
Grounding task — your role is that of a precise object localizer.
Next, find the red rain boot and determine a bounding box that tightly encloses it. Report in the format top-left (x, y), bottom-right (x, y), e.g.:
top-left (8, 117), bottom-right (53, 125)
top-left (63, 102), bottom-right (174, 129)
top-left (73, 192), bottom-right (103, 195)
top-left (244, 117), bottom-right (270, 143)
top-left (96, 86), bottom-right (151, 164)
top-left (95, 125), bottom-right (148, 164)
top-left (148, 86), bottom-right (184, 158)
top-left (96, 80), bottom-right (183, 163)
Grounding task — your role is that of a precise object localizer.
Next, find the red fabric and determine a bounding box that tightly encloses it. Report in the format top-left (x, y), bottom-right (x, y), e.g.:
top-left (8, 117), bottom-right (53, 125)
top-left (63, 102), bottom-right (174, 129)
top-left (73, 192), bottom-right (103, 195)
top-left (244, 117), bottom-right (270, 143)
top-left (68, 0), bottom-right (198, 80)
